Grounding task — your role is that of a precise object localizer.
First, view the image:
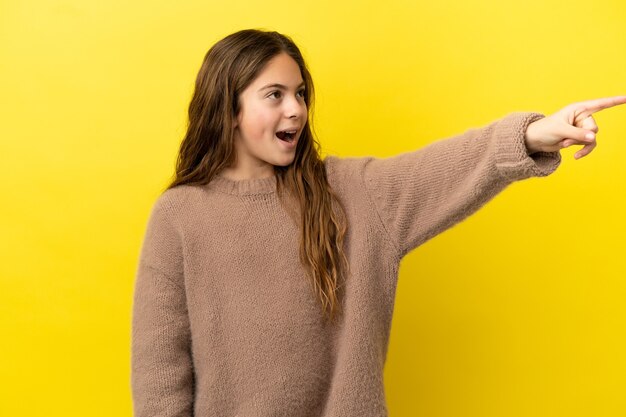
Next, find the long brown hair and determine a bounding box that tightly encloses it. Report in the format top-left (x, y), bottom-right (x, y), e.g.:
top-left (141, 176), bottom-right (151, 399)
top-left (164, 29), bottom-right (350, 323)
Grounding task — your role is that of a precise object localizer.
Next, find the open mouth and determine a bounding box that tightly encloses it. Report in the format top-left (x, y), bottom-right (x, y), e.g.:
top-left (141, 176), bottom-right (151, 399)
top-left (275, 129), bottom-right (297, 142)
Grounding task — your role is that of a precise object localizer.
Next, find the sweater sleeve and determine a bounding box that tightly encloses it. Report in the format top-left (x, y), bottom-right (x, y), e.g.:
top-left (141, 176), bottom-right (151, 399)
top-left (131, 195), bottom-right (194, 417)
top-left (362, 112), bottom-right (561, 258)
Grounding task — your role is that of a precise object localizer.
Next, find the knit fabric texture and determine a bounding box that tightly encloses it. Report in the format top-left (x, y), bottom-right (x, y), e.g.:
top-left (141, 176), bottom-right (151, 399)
top-left (131, 112), bottom-right (561, 416)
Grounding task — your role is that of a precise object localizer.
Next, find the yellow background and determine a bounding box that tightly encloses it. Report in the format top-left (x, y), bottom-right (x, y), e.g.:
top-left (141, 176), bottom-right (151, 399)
top-left (1, 0), bottom-right (625, 416)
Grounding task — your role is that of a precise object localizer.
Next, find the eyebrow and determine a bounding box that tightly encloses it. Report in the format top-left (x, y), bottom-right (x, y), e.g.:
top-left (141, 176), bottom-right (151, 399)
top-left (258, 81), bottom-right (306, 92)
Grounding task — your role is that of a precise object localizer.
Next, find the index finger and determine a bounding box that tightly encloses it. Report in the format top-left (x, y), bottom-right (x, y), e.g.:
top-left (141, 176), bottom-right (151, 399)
top-left (575, 95), bottom-right (626, 119)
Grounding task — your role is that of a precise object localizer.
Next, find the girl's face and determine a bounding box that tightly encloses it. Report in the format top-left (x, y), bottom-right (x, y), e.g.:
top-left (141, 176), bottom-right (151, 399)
top-left (228, 52), bottom-right (307, 180)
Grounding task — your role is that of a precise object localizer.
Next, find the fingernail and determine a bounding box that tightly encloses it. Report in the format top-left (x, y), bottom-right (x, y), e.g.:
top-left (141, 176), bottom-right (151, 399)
top-left (585, 133), bottom-right (595, 140)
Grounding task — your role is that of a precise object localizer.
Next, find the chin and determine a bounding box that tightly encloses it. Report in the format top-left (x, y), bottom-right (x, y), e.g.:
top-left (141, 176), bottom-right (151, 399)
top-left (272, 157), bottom-right (296, 167)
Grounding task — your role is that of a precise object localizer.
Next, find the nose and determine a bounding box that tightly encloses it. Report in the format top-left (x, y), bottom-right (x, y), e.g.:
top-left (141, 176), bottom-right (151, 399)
top-left (285, 95), bottom-right (306, 120)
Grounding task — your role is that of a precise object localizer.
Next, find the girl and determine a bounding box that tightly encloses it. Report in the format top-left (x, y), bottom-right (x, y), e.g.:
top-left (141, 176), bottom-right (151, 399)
top-left (131, 28), bottom-right (625, 416)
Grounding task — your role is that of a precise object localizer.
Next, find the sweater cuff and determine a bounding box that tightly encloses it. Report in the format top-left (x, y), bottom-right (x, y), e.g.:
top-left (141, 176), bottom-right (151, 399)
top-left (494, 112), bottom-right (562, 181)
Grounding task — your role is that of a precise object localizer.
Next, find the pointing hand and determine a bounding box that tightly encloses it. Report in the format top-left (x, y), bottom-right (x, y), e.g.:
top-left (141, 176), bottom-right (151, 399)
top-left (524, 95), bottom-right (626, 159)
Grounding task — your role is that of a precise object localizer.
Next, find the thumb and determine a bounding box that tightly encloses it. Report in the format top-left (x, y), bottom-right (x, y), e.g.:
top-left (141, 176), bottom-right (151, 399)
top-left (558, 123), bottom-right (595, 144)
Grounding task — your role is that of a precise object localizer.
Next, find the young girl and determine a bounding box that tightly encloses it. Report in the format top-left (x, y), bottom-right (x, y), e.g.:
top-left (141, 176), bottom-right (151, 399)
top-left (131, 29), bottom-right (625, 416)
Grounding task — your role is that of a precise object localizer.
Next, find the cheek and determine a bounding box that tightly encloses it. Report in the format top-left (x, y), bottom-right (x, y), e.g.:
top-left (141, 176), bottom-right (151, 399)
top-left (244, 108), bottom-right (275, 138)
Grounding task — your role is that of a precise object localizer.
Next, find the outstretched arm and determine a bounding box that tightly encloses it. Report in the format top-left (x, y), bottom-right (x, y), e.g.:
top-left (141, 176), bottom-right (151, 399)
top-left (362, 112), bottom-right (560, 258)
top-left (362, 95), bottom-right (626, 258)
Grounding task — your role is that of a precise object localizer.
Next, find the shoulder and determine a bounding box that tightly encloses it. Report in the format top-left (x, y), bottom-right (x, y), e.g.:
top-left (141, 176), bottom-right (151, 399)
top-left (323, 154), bottom-right (384, 205)
top-left (323, 154), bottom-right (376, 184)
top-left (150, 184), bottom-right (205, 223)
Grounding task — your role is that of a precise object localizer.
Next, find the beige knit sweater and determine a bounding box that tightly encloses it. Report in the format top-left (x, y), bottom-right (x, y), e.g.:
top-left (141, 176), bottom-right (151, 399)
top-left (131, 112), bottom-right (561, 416)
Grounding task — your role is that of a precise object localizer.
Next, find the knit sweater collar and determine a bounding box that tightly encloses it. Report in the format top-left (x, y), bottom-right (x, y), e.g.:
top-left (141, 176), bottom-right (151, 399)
top-left (209, 173), bottom-right (277, 196)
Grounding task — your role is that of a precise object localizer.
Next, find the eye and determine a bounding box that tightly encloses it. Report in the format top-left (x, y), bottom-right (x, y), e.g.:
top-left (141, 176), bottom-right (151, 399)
top-left (268, 89), bottom-right (306, 100)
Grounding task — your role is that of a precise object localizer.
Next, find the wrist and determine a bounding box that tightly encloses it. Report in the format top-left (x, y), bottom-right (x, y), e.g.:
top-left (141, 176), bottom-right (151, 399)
top-left (524, 124), bottom-right (540, 155)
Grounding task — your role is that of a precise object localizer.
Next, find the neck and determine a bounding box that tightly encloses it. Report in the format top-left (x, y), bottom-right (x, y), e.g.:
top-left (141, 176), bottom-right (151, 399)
top-left (218, 168), bottom-right (275, 181)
